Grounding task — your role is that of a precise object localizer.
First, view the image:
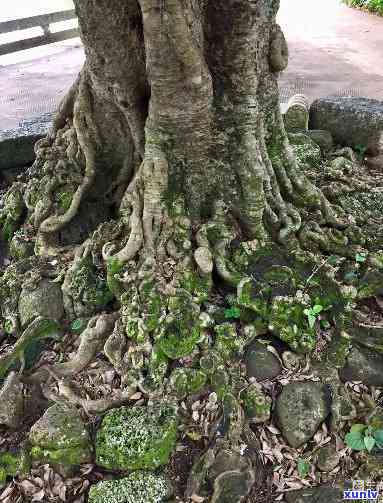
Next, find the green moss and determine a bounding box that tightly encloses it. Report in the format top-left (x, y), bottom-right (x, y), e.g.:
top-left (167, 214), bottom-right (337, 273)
top-left (169, 368), bottom-right (207, 398)
top-left (67, 256), bottom-right (114, 315)
top-left (214, 323), bottom-right (244, 359)
top-left (30, 444), bottom-right (92, 467)
top-left (242, 383), bottom-right (271, 423)
top-left (0, 449), bottom-right (30, 486)
top-left (199, 351), bottom-right (222, 375)
top-left (56, 191), bottom-right (73, 211)
top-left (106, 257), bottom-right (125, 300)
top-left (210, 368), bottom-right (230, 399)
top-left (269, 296), bottom-right (316, 353)
top-left (158, 325), bottom-right (201, 360)
top-left (96, 404), bottom-right (178, 471)
top-left (148, 344), bottom-right (169, 386)
top-left (0, 185), bottom-right (24, 241)
top-left (88, 472), bottom-right (173, 503)
top-left (157, 291), bottom-right (203, 359)
top-left (179, 271), bottom-right (210, 304)
top-left (288, 133), bottom-right (322, 167)
top-left (323, 332), bottom-right (351, 368)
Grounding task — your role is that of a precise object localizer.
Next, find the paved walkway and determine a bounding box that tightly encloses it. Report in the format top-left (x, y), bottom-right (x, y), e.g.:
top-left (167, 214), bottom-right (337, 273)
top-left (278, 0), bottom-right (383, 103)
top-left (1, 0), bottom-right (383, 130)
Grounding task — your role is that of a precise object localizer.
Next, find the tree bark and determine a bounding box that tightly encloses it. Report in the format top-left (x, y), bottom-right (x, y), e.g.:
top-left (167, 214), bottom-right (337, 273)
top-left (0, 1), bottom-right (355, 500)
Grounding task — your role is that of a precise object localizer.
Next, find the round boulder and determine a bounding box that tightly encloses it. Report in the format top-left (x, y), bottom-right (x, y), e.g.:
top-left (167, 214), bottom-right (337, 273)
top-left (275, 381), bottom-right (331, 448)
top-left (96, 404), bottom-right (178, 471)
top-left (19, 279), bottom-right (64, 327)
top-left (245, 342), bottom-right (282, 381)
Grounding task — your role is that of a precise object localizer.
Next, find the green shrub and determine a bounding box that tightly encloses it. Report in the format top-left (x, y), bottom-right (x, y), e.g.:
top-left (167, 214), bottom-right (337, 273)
top-left (344, 0), bottom-right (383, 15)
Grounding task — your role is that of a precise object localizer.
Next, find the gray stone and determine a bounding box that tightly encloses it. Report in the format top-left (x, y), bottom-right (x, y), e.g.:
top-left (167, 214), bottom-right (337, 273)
top-left (245, 342), bottom-right (282, 381)
top-left (29, 403), bottom-right (93, 474)
top-left (88, 472), bottom-right (173, 503)
top-left (285, 486), bottom-right (343, 503)
top-left (274, 381), bottom-right (330, 448)
top-left (340, 345), bottom-right (383, 386)
top-left (310, 97), bottom-right (383, 155)
top-left (284, 94), bottom-right (310, 131)
top-left (0, 372), bottom-right (24, 429)
top-left (0, 113), bottom-right (53, 171)
top-left (316, 445), bottom-right (340, 472)
top-left (211, 468), bottom-right (255, 503)
top-left (18, 279), bottom-right (64, 328)
top-left (306, 129), bottom-right (334, 152)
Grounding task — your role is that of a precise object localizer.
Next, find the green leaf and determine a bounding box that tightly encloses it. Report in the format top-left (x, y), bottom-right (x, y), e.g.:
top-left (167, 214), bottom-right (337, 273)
top-left (328, 255), bottom-right (340, 266)
top-left (355, 253), bottom-right (367, 263)
top-left (303, 308), bottom-right (310, 316)
top-left (224, 307), bottom-right (241, 320)
top-left (345, 431), bottom-right (366, 451)
top-left (71, 318), bottom-right (84, 332)
top-left (312, 304), bottom-right (323, 314)
top-left (297, 458), bottom-right (310, 478)
top-left (320, 319), bottom-right (331, 329)
top-left (364, 436), bottom-right (376, 452)
top-left (373, 429), bottom-right (383, 447)
top-left (4, 319), bottom-right (13, 335)
top-left (308, 314), bottom-right (316, 328)
top-left (350, 423), bottom-right (367, 434)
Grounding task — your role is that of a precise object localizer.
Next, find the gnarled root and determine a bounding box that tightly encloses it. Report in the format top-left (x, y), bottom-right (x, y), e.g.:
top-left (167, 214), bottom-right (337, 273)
top-left (39, 71), bottom-right (99, 234)
top-left (103, 154), bottom-right (168, 265)
top-left (32, 312), bottom-right (118, 381)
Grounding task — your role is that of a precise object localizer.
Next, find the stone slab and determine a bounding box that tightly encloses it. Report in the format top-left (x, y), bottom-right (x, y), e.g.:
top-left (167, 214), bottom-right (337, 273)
top-left (0, 113), bottom-right (53, 171)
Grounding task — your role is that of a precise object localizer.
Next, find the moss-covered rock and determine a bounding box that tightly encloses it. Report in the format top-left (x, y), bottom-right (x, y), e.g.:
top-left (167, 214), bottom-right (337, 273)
top-left (63, 255), bottom-right (114, 319)
top-left (157, 290), bottom-right (203, 359)
top-left (340, 344), bottom-right (383, 386)
top-left (214, 323), bottom-right (245, 360)
top-left (0, 372), bottom-right (23, 429)
top-left (29, 403), bottom-right (93, 473)
top-left (275, 381), bottom-right (331, 448)
top-left (169, 368), bottom-right (207, 398)
top-left (0, 447), bottom-right (30, 487)
top-left (9, 229), bottom-right (34, 260)
top-left (242, 382), bottom-right (271, 423)
top-left (316, 445), bottom-right (340, 472)
top-left (18, 279), bottom-right (64, 328)
top-left (0, 183), bottom-right (25, 241)
top-left (88, 472), bottom-right (173, 503)
top-left (96, 404), bottom-right (178, 471)
top-left (289, 132), bottom-right (322, 167)
top-left (245, 341), bottom-right (282, 380)
top-left (269, 296), bottom-right (317, 353)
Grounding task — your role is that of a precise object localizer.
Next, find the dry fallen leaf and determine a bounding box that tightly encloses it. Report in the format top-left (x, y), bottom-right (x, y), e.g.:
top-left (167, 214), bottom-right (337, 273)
top-left (191, 494), bottom-right (205, 502)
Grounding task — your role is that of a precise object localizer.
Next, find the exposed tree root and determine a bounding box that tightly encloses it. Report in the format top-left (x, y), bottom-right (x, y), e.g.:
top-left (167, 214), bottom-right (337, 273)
top-left (39, 71), bottom-right (99, 235)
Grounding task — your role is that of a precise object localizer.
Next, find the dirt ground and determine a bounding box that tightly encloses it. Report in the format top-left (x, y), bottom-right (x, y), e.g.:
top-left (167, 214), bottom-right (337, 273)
top-left (0, 0), bottom-right (383, 130)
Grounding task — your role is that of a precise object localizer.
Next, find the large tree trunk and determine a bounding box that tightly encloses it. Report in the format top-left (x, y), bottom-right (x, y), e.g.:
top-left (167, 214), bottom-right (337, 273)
top-left (30, 0), bottom-right (338, 254)
top-left (0, 1), bottom-right (364, 501)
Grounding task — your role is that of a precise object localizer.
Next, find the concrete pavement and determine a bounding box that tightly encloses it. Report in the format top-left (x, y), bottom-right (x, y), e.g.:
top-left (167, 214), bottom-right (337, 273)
top-left (1, 0), bottom-right (383, 130)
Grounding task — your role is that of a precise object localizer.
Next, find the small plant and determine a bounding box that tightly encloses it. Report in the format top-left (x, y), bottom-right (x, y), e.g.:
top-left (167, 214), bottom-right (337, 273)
top-left (297, 458), bottom-right (311, 478)
top-left (354, 143), bottom-right (367, 160)
top-left (355, 252), bottom-right (367, 263)
top-left (71, 318), bottom-right (86, 333)
top-left (224, 306), bottom-right (241, 320)
top-left (303, 304), bottom-right (323, 328)
top-left (345, 423), bottom-right (383, 452)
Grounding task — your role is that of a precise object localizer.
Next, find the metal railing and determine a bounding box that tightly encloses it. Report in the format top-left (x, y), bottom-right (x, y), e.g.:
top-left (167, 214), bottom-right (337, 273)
top-left (0, 10), bottom-right (79, 56)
